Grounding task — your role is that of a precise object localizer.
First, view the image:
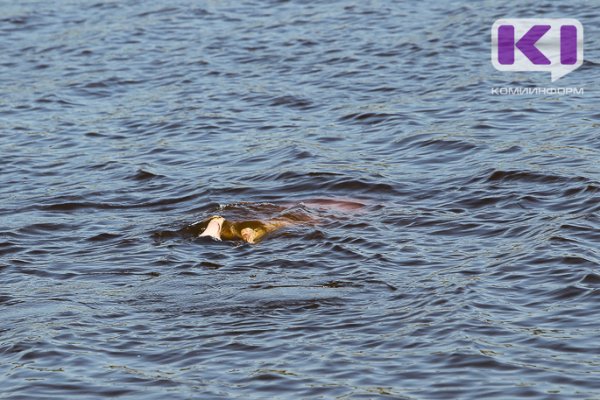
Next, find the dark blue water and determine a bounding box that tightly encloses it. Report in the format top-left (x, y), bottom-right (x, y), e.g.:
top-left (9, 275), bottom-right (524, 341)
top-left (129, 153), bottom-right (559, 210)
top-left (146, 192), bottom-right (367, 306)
top-left (2, 0), bottom-right (600, 398)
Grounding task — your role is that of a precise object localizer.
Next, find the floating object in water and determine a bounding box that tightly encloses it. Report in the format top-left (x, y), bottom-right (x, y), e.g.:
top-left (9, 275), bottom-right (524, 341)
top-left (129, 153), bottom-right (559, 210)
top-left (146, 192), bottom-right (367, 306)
top-left (194, 198), bottom-right (366, 244)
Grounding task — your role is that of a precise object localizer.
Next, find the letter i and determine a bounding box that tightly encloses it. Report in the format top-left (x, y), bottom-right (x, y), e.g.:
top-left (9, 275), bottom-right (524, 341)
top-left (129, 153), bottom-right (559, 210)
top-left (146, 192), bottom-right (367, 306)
top-left (560, 25), bottom-right (577, 65)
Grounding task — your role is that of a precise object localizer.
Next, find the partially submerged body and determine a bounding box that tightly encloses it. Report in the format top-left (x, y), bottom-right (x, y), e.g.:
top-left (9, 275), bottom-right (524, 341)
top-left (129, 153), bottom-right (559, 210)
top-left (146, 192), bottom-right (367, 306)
top-left (199, 216), bottom-right (292, 244)
top-left (192, 199), bottom-right (366, 244)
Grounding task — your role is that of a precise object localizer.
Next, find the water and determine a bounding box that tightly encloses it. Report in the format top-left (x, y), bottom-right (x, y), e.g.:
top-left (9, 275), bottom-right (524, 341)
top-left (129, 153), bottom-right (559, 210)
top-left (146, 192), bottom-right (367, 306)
top-left (2, 0), bottom-right (600, 398)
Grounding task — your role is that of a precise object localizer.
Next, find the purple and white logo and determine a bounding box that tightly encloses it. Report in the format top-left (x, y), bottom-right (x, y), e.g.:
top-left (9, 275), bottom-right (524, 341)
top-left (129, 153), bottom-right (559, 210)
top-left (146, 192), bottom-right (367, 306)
top-left (491, 19), bottom-right (583, 82)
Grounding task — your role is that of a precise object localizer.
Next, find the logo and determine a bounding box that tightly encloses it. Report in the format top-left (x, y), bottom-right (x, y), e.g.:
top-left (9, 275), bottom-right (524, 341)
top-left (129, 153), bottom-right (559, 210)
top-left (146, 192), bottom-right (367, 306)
top-left (491, 19), bottom-right (583, 82)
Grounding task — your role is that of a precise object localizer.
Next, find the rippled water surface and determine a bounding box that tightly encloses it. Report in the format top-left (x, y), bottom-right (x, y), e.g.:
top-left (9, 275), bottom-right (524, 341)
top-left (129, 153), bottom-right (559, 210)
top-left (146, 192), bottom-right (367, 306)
top-left (2, 0), bottom-right (600, 398)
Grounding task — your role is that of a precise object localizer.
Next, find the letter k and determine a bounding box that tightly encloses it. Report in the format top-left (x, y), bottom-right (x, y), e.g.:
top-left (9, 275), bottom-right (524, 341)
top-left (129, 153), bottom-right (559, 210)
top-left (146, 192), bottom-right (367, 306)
top-left (498, 25), bottom-right (551, 65)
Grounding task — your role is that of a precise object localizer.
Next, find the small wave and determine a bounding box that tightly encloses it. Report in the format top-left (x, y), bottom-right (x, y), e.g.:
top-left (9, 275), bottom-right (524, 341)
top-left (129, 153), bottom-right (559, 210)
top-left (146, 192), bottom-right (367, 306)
top-left (327, 178), bottom-right (396, 194)
top-left (269, 95), bottom-right (314, 109)
top-left (136, 7), bottom-right (180, 17)
top-left (339, 112), bottom-right (395, 125)
top-left (417, 138), bottom-right (477, 152)
top-left (2, 16), bottom-right (28, 25)
top-left (34, 95), bottom-right (79, 106)
top-left (129, 168), bottom-right (165, 181)
top-left (18, 223), bottom-right (72, 234)
top-left (0, 241), bottom-right (23, 257)
top-left (580, 273), bottom-right (600, 286)
top-left (81, 77), bottom-right (143, 89)
top-left (485, 169), bottom-right (587, 185)
top-left (548, 285), bottom-right (589, 301)
top-left (85, 232), bottom-right (122, 242)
